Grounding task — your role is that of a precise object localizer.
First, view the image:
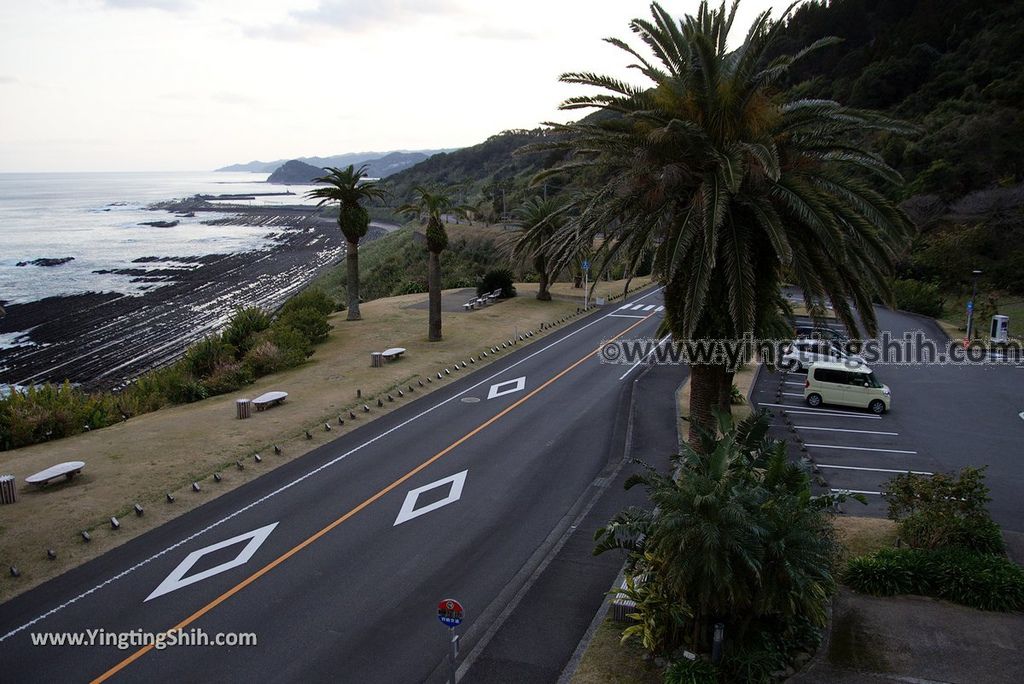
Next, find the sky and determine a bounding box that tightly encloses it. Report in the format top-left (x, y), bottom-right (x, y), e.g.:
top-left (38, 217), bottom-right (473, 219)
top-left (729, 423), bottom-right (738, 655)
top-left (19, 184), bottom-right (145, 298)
top-left (0, 0), bottom-right (787, 172)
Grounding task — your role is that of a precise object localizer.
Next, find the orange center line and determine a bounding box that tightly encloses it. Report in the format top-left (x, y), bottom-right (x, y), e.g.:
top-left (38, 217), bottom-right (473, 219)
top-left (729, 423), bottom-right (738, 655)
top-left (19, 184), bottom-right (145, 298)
top-left (91, 311), bottom-right (656, 683)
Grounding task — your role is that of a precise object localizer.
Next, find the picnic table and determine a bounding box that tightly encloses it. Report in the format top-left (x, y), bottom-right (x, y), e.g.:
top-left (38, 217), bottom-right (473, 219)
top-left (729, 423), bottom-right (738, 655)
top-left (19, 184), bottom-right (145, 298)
top-left (252, 391), bottom-right (288, 411)
top-left (26, 461), bottom-right (85, 487)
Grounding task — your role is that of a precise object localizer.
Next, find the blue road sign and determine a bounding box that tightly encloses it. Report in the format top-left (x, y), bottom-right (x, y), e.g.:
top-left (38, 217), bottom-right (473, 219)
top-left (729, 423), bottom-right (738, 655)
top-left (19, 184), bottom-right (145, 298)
top-left (582, 260), bottom-right (590, 271)
top-left (967, 300), bottom-right (974, 312)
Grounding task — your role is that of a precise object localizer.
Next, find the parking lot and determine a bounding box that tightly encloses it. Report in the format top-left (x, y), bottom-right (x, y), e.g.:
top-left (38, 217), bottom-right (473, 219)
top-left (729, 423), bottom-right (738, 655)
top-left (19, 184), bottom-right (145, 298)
top-left (753, 309), bottom-right (1024, 524)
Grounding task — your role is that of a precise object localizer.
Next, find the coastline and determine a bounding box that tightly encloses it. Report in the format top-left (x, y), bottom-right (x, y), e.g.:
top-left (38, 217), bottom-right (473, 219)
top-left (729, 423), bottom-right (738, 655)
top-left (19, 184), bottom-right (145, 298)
top-left (0, 201), bottom-right (382, 390)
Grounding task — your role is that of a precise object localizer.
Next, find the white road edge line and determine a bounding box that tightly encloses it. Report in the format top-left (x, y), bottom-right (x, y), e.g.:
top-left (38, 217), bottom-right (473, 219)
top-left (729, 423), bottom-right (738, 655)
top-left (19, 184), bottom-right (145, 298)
top-left (0, 289), bottom-right (665, 643)
top-left (795, 426), bottom-right (898, 436)
top-left (806, 443), bottom-right (918, 454)
top-left (818, 464), bottom-right (932, 475)
top-left (618, 334), bottom-right (672, 381)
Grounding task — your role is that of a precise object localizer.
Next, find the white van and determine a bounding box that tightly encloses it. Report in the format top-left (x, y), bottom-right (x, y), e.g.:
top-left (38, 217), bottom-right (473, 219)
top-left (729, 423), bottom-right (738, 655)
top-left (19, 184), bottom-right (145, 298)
top-left (782, 339), bottom-right (864, 372)
top-left (803, 361), bottom-right (891, 414)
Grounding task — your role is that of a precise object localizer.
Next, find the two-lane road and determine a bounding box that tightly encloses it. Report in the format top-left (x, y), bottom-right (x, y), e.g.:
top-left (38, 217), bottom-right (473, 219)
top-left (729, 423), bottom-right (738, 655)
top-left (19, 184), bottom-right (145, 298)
top-left (0, 289), bottom-right (673, 683)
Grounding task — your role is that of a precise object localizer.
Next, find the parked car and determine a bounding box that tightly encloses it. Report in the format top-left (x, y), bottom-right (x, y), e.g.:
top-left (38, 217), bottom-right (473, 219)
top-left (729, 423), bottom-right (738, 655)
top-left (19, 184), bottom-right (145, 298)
top-left (803, 361), bottom-right (890, 414)
top-left (781, 339), bottom-right (865, 372)
top-left (793, 325), bottom-right (860, 352)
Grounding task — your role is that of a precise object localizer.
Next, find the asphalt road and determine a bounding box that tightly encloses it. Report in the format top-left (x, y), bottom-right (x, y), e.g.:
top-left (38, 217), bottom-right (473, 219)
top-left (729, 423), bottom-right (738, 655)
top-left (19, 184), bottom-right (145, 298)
top-left (754, 305), bottom-right (1024, 529)
top-left (0, 289), bottom-right (677, 683)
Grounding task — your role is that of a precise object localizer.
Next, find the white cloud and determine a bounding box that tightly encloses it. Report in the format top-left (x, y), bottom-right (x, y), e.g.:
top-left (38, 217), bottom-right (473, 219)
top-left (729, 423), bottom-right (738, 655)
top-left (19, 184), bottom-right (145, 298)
top-left (101, 0), bottom-right (193, 11)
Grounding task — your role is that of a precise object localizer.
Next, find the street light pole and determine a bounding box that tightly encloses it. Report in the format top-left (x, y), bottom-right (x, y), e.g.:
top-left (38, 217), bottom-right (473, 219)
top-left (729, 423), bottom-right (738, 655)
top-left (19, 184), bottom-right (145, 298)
top-left (965, 269), bottom-right (982, 344)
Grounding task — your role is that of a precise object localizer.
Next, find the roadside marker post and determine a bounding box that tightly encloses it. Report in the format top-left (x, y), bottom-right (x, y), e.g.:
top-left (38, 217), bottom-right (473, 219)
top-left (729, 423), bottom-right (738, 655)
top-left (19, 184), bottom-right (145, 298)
top-left (437, 598), bottom-right (464, 683)
top-left (582, 260), bottom-right (590, 309)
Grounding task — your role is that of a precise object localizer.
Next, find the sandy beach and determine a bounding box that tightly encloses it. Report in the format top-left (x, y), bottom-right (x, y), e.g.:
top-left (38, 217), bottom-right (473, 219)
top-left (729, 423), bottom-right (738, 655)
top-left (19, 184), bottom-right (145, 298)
top-left (0, 200), bottom-right (388, 390)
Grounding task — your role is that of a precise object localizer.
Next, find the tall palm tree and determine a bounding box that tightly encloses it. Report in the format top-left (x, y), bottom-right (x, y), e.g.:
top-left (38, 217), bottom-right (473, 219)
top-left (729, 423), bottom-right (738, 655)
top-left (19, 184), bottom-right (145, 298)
top-left (511, 196), bottom-right (566, 301)
top-left (534, 1), bottom-right (914, 446)
top-left (306, 165), bottom-right (387, 321)
top-left (398, 187), bottom-right (466, 341)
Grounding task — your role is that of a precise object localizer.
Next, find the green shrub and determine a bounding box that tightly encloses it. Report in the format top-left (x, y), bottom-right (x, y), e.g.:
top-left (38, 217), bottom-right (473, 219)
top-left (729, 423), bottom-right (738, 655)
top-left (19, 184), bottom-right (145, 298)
top-left (183, 336), bottom-right (235, 378)
top-left (663, 657), bottom-right (718, 684)
top-left (202, 361), bottom-right (254, 395)
top-left (843, 550), bottom-right (916, 596)
top-left (222, 307), bottom-right (271, 357)
top-left (889, 278), bottom-right (944, 318)
top-left (280, 289), bottom-right (335, 317)
top-left (845, 547), bottom-right (1024, 611)
top-left (266, 326), bottom-right (314, 363)
top-left (899, 511), bottom-right (1005, 554)
top-left (242, 340), bottom-right (287, 376)
top-left (275, 307), bottom-right (332, 345)
top-left (478, 268), bottom-right (516, 298)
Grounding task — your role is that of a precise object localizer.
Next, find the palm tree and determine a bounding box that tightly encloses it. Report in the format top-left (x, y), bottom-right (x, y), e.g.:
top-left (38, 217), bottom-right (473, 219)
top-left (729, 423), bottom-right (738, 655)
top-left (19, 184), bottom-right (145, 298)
top-left (534, 1), bottom-right (914, 446)
top-left (306, 165), bottom-right (387, 321)
top-left (511, 196), bottom-right (566, 301)
top-left (398, 187), bottom-right (466, 341)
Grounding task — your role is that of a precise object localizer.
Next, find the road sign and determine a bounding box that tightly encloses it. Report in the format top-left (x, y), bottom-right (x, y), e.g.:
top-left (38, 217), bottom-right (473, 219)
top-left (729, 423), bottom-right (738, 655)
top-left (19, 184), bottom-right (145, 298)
top-left (582, 260), bottom-right (590, 271)
top-left (967, 300), bottom-right (974, 312)
top-left (438, 598), bottom-right (464, 627)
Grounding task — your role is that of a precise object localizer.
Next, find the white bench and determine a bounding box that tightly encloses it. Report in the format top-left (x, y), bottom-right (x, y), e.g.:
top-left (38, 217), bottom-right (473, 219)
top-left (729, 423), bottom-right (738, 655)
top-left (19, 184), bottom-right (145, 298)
top-left (381, 347), bottom-right (406, 361)
top-left (26, 461), bottom-right (85, 487)
top-left (487, 289), bottom-right (502, 301)
top-left (252, 391), bottom-right (288, 411)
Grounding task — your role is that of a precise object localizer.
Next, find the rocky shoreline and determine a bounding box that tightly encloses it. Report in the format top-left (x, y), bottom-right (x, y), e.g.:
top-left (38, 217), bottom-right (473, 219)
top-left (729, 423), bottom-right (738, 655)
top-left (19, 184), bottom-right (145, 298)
top-left (0, 200), bottom-right (383, 390)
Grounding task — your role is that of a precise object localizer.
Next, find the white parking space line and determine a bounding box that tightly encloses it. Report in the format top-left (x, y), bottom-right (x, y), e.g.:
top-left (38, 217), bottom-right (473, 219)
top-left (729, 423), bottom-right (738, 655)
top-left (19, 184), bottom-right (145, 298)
top-left (806, 443), bottom-right (917, 454)
top-left (783, 411), bottom-right (880, 420)
top-left (783, 381), bottom-right (806, 386)
top-left (780, 392), bottom-right (804, 397)
top-left (818, 464), bottom-right (932, 475)
top-left (795, 426), bottom-right (898, 436)
top-left (756, 402), bottom-right (881, 418)
top-left (830, 488), bottom-right (882, 495)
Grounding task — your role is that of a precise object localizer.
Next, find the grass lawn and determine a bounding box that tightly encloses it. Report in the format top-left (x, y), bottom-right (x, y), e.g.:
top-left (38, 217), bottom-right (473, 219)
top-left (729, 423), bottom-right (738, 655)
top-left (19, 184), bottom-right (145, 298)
top-left (0, 280), bottom-right (651, 602)
top-left (833, 515), bottom-right (897, 561)
top-left (570, 618), bottom-right (664, 684)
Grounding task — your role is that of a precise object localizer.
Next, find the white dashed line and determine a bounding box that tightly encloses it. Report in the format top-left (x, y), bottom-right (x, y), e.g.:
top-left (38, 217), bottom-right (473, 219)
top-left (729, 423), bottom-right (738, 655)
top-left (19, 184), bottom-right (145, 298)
top-left (818, 464), bottom-right (931, 475)
top-left (795, 426), bottom-right (898, 436)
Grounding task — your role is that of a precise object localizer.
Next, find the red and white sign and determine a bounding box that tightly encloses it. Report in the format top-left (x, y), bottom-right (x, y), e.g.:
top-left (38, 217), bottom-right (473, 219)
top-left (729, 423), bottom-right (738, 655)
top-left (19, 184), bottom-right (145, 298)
top-left (437, 598), bottom-right (464, 627)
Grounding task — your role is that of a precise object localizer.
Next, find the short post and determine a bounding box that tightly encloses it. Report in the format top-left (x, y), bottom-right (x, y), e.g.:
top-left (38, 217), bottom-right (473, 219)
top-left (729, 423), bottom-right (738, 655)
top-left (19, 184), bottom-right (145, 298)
top-left (712, 622), bottom-right (725, 664)
top-left (448, 629), bottom-right (458, 684)
top-left (370, 352), bottom-right (383, 368)
top-left (235, 399), bottom-right (252, 420)
top-left (0, 475), bottom-right (17, 504)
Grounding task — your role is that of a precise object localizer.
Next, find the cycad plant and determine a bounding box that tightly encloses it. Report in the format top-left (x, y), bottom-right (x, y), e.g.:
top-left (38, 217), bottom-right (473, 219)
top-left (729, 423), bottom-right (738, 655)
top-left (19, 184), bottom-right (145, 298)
top-left (533, 1), bottom-right (914, 444)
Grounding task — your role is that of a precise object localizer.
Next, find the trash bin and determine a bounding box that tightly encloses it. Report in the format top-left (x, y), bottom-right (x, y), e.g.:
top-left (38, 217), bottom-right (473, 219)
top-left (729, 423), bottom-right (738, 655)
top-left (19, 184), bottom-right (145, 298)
top-left (371, 352), bottom-right (383, 368)
top-left (0, 475), bottom-right (17, 504)
top-left (990, 315), bottom-right (1009, 343)
top-left (236, 399), bottom-right (252, 419)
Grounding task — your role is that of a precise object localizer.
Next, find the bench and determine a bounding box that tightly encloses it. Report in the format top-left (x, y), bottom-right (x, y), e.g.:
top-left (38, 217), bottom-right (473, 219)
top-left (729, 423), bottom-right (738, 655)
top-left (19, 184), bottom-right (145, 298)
top-left (486, 289), bottom-right (502, 302)
top-left (26, 461), bottom-right (86, 487)
top-left (463, 300), bottom-right (477, 311)
top-left (381, 347), bottom-right (406, 361)
top-left (252, 391), bottom-right (288, 411)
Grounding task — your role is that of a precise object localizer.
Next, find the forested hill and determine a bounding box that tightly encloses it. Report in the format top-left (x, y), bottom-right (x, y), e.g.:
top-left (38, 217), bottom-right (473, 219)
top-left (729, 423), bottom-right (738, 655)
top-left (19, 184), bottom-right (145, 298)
top-left (774, 0), bottom-right (1023, 200)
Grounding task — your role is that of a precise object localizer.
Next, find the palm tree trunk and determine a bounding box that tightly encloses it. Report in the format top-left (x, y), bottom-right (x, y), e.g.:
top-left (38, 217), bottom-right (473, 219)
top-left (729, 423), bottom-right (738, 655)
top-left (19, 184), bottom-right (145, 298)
top-left (688, 363), bottom-right (725, 448)
top-left (718, 369), bottom-right (735, 418)
top-left (428, 250), bottom-right (442, 341)
top-left (346, 240), bottom-right (361, 321)
top-left (536, 255), bottom-right (551, 301)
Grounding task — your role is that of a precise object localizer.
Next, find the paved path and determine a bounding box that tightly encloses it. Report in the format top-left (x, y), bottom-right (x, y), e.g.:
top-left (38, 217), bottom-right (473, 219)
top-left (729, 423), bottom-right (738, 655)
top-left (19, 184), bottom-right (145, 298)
top-left (0, 288), bottom-right (672, 683)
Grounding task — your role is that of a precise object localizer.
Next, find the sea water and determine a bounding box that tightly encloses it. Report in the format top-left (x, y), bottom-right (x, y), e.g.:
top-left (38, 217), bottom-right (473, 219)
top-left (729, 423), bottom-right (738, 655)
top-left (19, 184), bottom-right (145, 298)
top-left (0, 171), bottom-right (322, 310)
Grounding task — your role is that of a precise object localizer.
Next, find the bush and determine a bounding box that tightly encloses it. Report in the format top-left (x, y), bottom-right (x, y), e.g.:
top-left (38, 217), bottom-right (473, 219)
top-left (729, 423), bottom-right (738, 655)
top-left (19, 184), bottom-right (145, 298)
top-left (889, 278), bottom-right (944, 318)
top-left (478, 268), bottom-right (516, 298)
top-left (663, 657), bottom-right (718, 684)
top-left (202, 361), bottom-right (254, 395)
top-left (280, 289), bottom-right (335, 317)
top-left (275, 307), bottom-right (331, 345)
top-left (222, 307), bottom-right (271, 357)
top-left (884, 468), bottom-right (1004, 554)
top-left (184, 336), bottom-right (235, 378)
top-left (845, 547), bottom-right (1024, 611)
top-left (241, 340), bottom-right (287, 377)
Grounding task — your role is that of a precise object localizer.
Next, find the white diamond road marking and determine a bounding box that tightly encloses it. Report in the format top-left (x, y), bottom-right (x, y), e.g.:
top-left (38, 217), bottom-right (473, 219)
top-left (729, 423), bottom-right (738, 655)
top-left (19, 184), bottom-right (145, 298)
top-left (145, 522), bottom-right (278, 602)
top-left (394, 471), bottom-right (467, 526)
top-left (487, 376), bottom-right (526, 400)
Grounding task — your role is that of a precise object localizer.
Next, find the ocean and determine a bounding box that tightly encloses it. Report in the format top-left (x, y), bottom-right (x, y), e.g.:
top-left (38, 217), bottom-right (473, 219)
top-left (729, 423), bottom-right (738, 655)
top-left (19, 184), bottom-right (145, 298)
top-left (0, 171), bottom-right (324, 320)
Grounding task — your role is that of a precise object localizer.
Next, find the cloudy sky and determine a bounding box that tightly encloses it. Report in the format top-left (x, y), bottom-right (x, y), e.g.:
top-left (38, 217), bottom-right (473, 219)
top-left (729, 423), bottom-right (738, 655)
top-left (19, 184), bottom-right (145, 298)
top-left (0, 0), bottom-right (787, 172)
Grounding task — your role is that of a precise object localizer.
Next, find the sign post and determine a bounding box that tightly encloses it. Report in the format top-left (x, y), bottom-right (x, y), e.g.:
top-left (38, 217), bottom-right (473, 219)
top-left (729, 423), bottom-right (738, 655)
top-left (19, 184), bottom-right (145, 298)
top-left (582, 259), bottom-right (590, 309)
top-left (438, 598), bottom-right (464, 683)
